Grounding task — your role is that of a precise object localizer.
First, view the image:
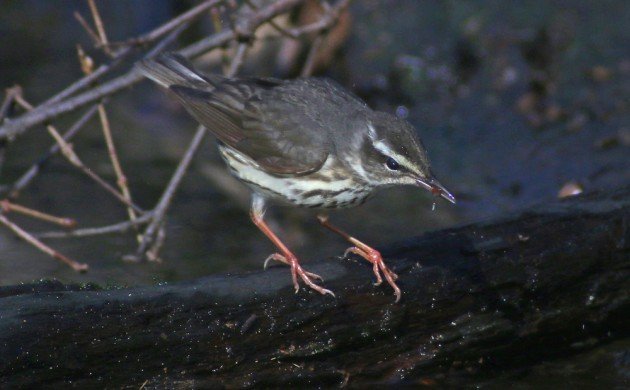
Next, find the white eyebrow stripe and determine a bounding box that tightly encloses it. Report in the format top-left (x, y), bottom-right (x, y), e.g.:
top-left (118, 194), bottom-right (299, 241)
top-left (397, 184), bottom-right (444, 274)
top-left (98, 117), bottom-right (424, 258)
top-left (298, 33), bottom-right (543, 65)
top-left (372, 140), bottom-right (417, 173)
top-left (367, 123), bottom-right (378, 141)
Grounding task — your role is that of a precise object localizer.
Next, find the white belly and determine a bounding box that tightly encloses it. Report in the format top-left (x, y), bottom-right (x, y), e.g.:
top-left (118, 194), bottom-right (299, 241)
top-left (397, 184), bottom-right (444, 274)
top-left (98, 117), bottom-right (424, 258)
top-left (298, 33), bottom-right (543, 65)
top-left (219, 145), bottom-right (372, 208)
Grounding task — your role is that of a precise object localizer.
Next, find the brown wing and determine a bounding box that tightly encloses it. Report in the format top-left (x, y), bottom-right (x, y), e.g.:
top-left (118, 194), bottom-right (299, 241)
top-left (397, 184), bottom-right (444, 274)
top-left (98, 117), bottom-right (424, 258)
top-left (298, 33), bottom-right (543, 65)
top-left (170, 80), bottom-right (331, 175)
top-left (139, 54), bottom-right (330, 175)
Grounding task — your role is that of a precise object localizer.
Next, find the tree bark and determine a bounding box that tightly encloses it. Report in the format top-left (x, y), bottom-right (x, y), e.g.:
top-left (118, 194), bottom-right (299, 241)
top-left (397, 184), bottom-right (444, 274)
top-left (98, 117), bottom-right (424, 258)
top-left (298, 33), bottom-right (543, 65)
top-left (1, 186), bottom-right (628, 388)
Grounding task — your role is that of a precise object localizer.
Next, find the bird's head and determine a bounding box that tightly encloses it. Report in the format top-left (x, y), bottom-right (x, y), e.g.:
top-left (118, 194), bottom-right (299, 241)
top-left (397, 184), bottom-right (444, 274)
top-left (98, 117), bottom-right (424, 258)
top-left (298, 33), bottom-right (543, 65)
top-left (355, 111), bottom-right (455, 204)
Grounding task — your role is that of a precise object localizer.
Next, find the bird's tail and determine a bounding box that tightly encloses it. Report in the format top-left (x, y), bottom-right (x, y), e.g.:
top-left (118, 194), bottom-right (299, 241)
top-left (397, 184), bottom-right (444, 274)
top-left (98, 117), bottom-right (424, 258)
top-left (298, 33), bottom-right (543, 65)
top-left (136, 53), bottom-right (223, 89)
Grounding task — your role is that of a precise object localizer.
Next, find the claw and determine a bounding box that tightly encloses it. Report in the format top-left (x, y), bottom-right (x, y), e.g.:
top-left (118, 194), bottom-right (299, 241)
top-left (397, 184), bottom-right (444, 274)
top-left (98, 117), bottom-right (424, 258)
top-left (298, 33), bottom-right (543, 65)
top-left (318, 216), bottom-right (403, 303)
top-left (345, 246), bottom-right (382, 285)
top-left (264, 253), bottom-right (287, 269)
top-left (344, 246), bottom-right (401, 302)
top-left (262, 252), bottom-right (334, 298)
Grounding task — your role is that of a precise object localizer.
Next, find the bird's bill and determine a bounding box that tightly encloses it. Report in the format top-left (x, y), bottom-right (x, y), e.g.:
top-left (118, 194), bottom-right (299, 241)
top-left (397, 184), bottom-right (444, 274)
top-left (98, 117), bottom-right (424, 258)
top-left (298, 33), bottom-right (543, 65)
top-left (416, 177), bottom-right (456, 204)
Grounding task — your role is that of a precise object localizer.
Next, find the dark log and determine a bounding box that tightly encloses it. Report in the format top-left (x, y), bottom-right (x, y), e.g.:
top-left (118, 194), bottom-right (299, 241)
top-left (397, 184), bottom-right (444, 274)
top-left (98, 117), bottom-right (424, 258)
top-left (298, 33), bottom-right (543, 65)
top-left (1, 186), bottom-right (628, 388)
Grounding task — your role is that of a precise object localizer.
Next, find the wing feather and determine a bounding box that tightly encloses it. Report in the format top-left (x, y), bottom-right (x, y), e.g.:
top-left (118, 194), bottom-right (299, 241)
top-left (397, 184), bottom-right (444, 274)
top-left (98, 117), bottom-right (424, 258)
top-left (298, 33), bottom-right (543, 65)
top-left (139, 54), bottom-right (331, 175)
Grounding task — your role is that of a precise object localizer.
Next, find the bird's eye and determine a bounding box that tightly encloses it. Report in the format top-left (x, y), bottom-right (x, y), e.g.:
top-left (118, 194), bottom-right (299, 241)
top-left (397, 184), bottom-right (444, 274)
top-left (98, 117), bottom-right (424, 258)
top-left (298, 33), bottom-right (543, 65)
top-left (385, 157), bottom-right (400, 171)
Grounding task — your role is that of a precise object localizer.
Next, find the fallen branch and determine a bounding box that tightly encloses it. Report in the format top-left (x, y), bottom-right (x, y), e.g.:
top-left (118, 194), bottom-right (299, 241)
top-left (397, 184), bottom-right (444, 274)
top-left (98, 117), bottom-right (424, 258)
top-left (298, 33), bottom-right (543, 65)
top-left (0, 186), bottom-right (627, 387)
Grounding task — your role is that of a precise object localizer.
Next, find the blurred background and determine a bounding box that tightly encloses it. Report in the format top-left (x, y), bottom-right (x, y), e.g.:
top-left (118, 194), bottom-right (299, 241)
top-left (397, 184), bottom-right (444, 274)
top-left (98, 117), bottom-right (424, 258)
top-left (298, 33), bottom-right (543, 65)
top-left (0, 0), bottom-right (628, 287)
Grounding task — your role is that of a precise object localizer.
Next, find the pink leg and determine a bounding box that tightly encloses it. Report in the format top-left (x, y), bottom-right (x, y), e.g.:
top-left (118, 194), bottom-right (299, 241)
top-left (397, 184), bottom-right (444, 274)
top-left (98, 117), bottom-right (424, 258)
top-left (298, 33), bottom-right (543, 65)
top-left (250, 207), bottom-right (334, 297)
top-left (318, 215), bottom-right (401, 302)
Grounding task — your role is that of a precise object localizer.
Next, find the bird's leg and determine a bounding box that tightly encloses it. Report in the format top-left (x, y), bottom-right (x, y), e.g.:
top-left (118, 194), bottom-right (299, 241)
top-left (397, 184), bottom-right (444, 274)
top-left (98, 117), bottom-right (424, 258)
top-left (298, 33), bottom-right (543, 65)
top-left (317, 215), bottom-right (401, 302)
top-left (250, 196), bottom-right (334, 297)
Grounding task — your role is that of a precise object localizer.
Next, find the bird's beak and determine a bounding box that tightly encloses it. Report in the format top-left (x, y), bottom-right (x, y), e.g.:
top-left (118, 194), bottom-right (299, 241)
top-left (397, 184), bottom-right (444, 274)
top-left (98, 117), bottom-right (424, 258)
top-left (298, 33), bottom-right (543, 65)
top-left (416, 176), bottom-right (456, 204)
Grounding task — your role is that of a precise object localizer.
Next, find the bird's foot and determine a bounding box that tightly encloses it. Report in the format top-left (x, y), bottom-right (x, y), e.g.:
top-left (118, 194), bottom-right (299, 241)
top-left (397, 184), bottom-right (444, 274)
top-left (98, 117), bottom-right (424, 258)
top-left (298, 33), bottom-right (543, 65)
top-left (344, 246), bottom-right (401, 302)
top-left (264, 253), bottom-right (335, 297)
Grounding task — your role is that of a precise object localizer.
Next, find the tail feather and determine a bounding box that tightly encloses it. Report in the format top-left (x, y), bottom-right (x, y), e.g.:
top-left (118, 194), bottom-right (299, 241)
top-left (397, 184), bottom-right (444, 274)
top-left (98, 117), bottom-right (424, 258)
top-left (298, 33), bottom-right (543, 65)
top-left (136, 53), bottom-right (222, 89)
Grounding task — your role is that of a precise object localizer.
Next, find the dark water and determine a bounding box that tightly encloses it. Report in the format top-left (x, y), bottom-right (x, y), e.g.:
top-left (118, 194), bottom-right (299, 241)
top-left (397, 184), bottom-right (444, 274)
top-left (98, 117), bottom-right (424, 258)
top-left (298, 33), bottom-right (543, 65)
top-left (0, 0), bottom-right (628, 290)
top-left (0, 0), bottom-right (628, 387)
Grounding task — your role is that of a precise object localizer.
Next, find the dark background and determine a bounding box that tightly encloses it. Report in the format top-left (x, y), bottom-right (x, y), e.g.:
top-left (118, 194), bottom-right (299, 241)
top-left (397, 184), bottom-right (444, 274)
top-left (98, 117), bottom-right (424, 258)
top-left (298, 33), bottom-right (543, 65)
top-left (0, 0), bottom-right (628, 288)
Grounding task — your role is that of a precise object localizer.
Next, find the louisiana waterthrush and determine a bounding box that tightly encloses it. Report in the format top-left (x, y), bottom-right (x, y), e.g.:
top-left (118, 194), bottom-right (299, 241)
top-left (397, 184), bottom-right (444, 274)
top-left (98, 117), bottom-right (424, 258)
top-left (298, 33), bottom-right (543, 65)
top-left (138, 53), bottom-right (455, 302)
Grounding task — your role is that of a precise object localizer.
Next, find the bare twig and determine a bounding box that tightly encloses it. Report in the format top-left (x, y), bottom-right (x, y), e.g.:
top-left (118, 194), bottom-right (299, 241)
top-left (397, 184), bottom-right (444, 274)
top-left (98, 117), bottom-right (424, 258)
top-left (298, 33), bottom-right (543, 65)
top-left (1, 0), bottom-right (353, 268)
top-left (42, 52), bottom-right (128, 108)
top-left (12, 93), bottom-right (143, 213)
top-left (73, 49), bottom-right (138, 225)
top-left (300, 35), bottom-right (324, 77)
top-left (210, 6), bottom-right (224, 33)
top-left (297, 0), bottom-right (351, 77)
top-left (81, 33), bottom-right (139, 235)
top-left (131, 126), bottom-right (208, 261)
top-left (0, 141), bottom-right (5, 178)
top-left (5, 104), bottom-right (99, 198)
top-left (227, 42), bottom-right (249, 77)
top-left (73, 11), bottom-right (101, 47)
top-left (230, 0), bottom-right (303, 40)
top-left (0, 214), bottom-right (88, 272)
top-left (38, 211), bottom-right (154, 239)
top-left (0, 86), bottom-right (22, 176)
top-left (131, 21), bottom-right (254, 261)
top-left (0, 0), bottom-right (309, 141)
top-left (0, 86), bottom-right (22, 123)
top-left (42, 0), bottom-right (223, 108)
top-left (284, 0), bottom-right (350, 37)
top-left (123, 0), bottom-right (223, 47)
top-left (243, 0), bottom-right (297, 40)
top-left (5, 70), bottom-right (142, 139)
top-left (260, 0), bottom-right (351, 40)
top-left (45, 124), bottom-right (144, 213)
top-left (87, 0), bottom-right (113, 56)
top-left (145, 222), bottom-right (166, 262)
top-left (97, 104), bottom-right (139, 226)
top-left (0, 199), bottom-right (76, 228)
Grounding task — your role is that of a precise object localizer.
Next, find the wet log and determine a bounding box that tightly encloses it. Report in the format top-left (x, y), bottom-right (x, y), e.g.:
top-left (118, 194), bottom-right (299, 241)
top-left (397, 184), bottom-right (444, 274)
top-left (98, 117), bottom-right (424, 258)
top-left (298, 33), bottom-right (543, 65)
top-left (1, 186), bottom-right (628, 388)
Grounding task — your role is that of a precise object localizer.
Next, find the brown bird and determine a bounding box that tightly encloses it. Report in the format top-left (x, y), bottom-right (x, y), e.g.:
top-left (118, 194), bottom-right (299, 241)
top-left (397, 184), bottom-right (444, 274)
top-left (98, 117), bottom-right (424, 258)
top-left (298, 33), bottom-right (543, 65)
top-left (137, 53), bottom-right (455, 302)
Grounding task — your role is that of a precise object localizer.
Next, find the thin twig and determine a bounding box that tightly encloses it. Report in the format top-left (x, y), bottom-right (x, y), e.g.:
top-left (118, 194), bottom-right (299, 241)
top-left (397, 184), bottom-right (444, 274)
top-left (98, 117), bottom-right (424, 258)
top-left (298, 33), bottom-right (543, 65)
top-left (131, 126), bottom-right (208, 261)
top-left (43, 55), bottom-right (127, 108)
top-left (0, 86), bottom-right (22, 123)
top-left (0, 142), bottom-right (5, 179)
top-left (97, 104), bottom-right (139, 230)
top-left (6, 104), bottom-right (99, 198)
top-left (243, 0), bottom-right (297, 40)
top-left (73, 11), bottom-right (101, 47)
top-left (231, 0), bottom-right (302, 40)
top-left (0, 87), bottom-right (22, 176)
top-left (83, 28), bottom-right (139, 237)
top-left (227, 42), bottom-right (249, 77)
top-left (300, 35), bottom-right (324, 77)
top-left (45, 124), bottom-right (144, 213)
top-left (13, 93), bottom-right (143, 213)
top-left (0, 214), bottom-right (88, 272)
top-left (142, 22), bottom-right (189, 61)
top-left (38, 211), bottom-right (154, 239)
top-left (0, 0), bottom-right (309, 141)
top-left (132, 22), bottom-right (254, 261)
top-left (145, 221), bottom-right (166, 262)
top-left (297, 0), bottom-right (349, 77)
top-left (210, 6), bottom-right (224, 33)
top-left (0, 0), bottom-right (352, 268)
top-left (43, 0), bottom-right (223, 108)
top-left (123, 0), bottom-right (223, 47)
top-left (286, 0), bottom-right (351, 38)
top-left (0, 199), bottom-right (76, 228)
top-left (87, 0), bottom-right (113, 56)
